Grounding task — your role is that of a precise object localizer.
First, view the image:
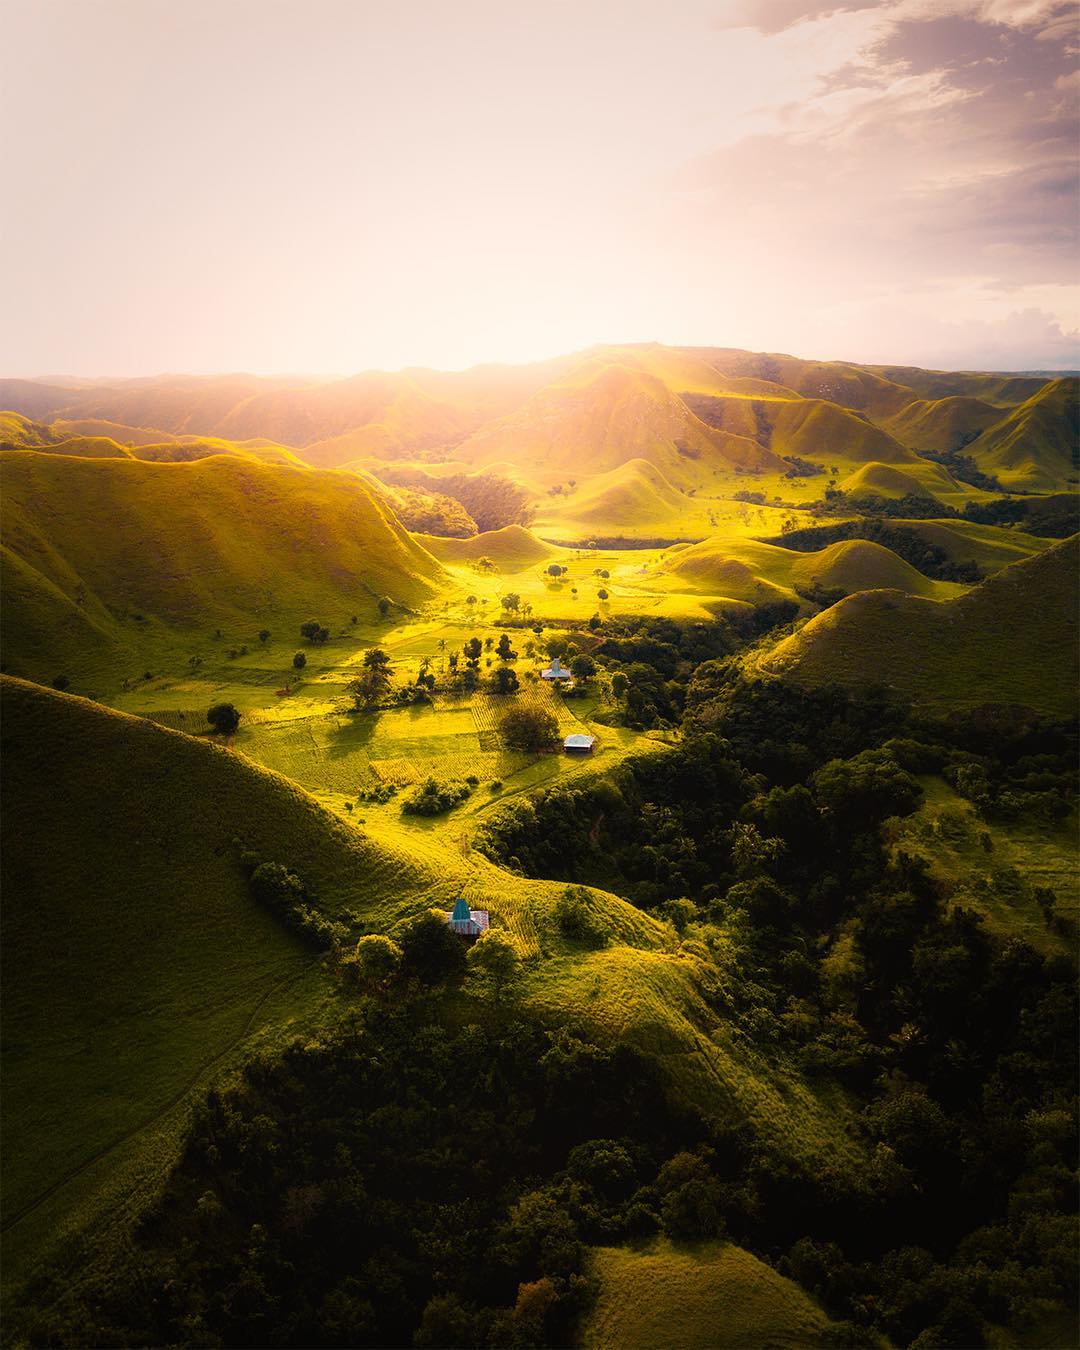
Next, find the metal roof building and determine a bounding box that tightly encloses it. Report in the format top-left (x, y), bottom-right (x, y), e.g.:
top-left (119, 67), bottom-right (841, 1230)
top-left (446, 897), bottom-right (490, 939)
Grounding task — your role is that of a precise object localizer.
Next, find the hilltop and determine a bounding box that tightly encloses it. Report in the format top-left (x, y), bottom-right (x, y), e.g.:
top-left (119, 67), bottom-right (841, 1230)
top-left (761, 534), bottom-right (1079, 715)
top-left (0, 452), bottom-right (447, 683)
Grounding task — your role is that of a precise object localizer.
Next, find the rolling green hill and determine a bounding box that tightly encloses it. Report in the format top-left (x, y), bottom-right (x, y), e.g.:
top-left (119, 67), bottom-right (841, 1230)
top-left (582, 1240), bottom-right (833, 1350)
top-left (454, 360), bottom-right (785, 486)
top-left (414, 523), bottom-right (556, 568)
top-left (658, 534), bottom-right (954, 605)
top-left (761, 535), bottom-right (1079, 714)
top-left (0, 452), bottom-right (447, 683)
top-left (885, 394), bottom-right (1002, 453)
top-left (964, 378), bottom-right (1079, 492)
top-left (0, 674), bottom-right (444, 1294)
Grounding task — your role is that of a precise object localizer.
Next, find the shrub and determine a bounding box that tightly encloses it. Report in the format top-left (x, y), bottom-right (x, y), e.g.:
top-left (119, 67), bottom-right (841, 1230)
top-left (555, 887), bottom-right (609, 948)
top-left (399, 909), bottom-right (467, 984)
top-left (490, 665), bottom-right (520, 695)
top-left (402, 777), bottom-right (472, 816)
top-left (292, 651), bottom-right (307, 670)
top-left (207, 702), bottom-right (241, 734)
top-left (500, 705), bottom-right (560, 753)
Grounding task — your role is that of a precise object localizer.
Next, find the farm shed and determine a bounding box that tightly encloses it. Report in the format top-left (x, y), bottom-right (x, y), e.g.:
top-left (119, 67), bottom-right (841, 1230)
top-left (563, 733), bottom-right (595, 754)
top-left (446, 897), bottom-right (490, 940)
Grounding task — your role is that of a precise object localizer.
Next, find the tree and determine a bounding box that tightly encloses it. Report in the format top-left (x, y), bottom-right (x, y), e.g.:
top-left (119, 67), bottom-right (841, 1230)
top-left (499, 705), bottom-right (559, 752)
top-left (546, 563), bottom-right (565, 578)
top-left (462, 665), bottom-right (480, 692)
top-left (490, 665), bottom-right (520, 695)
top-left (207, 702), bottom-right (241, 734)
top-left (349, 664), bottom-right (392, 710)
top-left (570, 654), bottom-right (596, 682)
top-left (258, 629), bottom-right (270, 644)
top-left (399, 909), bottom-right (467, 984)
top-left (363, 647), bottom-right (391, 670)
top-left (496, 633), bottom-right (517, 661)
top-left (349, 935), bottom-right (403, 994)
top-left (377, 597), bottom-right (392, 618)
top-left (466, 595), bottom-right (477, 608)
top-left (300, 620), bottom-right (328, 644)
top-left (501, 593), bottom-right (521, 614)
top-left (467, 930), bottom-right (522, 1005)
top-left (52, 675), bottom-right (70, 691)
top-left (292, 651), bottom-right (307, 670)
top-left (597, 588), bottom-right (609, 601)
top-left (464, 637), bottom-right (482, 662)
top-left (611, 671), bottom-right (629, 700)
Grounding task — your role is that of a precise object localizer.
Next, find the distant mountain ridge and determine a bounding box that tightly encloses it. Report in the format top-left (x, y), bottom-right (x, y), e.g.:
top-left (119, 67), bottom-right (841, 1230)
top-left (2, 344), bottom-right (1069, 487)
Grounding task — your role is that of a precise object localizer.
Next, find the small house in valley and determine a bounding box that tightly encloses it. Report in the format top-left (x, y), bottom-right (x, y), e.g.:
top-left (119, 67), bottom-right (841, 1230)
top-left (446, 897), bottom-right (490, 940)
top-left (541, 657), bottom-right (572, 682)
top-left (563, 733), bottom-right (595, 754)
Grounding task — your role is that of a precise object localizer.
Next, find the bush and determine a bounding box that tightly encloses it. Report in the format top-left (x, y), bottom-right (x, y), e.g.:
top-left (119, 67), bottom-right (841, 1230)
top-left (555, 887), bottom-right (609, 948)
top-left (206, 702), bottom-right (241, 734)
top-left (399, 909), bottom-right (467, 984)
top-left (248, 861), bottom-right (345, 948)
top-left (500, 705), bottom-right (560, 753)
top-left (402, 777), bottom-right (472, 816)
top-left (292, 651), bottom-right (307, 670)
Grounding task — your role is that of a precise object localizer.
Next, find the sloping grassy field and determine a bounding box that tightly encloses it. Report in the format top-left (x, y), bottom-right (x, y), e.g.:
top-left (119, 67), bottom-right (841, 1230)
top-left (582, 1239), bottom-right (833, 1350)
top-left (0, 451), bottom-right (448, 685)
top-left (761, 535), bottom-right (1079, 715)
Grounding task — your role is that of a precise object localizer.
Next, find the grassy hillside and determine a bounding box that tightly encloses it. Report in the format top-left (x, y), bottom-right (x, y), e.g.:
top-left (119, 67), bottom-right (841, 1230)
top-left (840, 460), bottom-right (950, 501)
top-left (415, 523), bottom-right (556, 568)
top-left (455, 360), bottom-right (784, 487)
top-left (658, 534), bottom-right (954, 605)
top-left (761, 535), bottom-right (1079, 714)
top-left (788, 539), bottom-right (943, 598)
top-left (0, 675), bottom-right (442, 1293)
top-left (0, 452), bottom-right (447, 683)
top-left (0, 411), bottom-right (60, 448)
top-left (885, 394), bottom-right (1002, 452)
top-left (965, 378), bottom-right (1079, 492)
top-left (582, 1239), bottom-right (833, 1350)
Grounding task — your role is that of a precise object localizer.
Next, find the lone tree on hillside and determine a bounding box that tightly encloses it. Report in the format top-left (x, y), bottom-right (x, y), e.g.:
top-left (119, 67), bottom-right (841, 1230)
top-left (466, 930), bottom-right (522, 1006)
top-left (348, 934), bottom-right (403, 995)
top-left (496, 633), bottom-right (517, 661)
top-left (377, 597), bottom-right (392, 618)
top-left (258, 629), bottom-right (270, 644)
top-left (349, 648), bottom-right (393, 710)
top-left (499, 704), bottom-right (559, 752)
top-left (464, 636), bottom-right (482, 662)
top-left (490, 665), bottom-right (520, 695)
top-left (300, 620), bottom-right (329, 644)
top-left (207, 702), bottom-right (241, 734)
top-left (546, 563), bottom-right (567, 579)
top-left (292, 651), bottom-right (307, 670)
top-left (399, 909), bottom-right (467, 985)
top-left (500, 593), bottom-right (521, 614)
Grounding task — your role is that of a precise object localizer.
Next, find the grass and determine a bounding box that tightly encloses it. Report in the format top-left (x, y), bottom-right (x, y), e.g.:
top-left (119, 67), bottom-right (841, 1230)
top-left (581, 1238), bottom-right (834, 1350)
top-left (893, 776), bottom-right (1078, 955)
top-left (0, 450), bottom-right (448, 686)
top-left (760, 536), bottom-right (1079, 717)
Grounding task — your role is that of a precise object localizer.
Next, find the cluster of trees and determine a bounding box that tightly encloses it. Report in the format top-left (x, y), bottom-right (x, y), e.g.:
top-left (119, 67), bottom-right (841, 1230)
top-left (475, 678), bottom-right (1078, 1346)
top-left (45, 999), bottom-right (718, 1349)
top-left (243, 858), bottom-right (346, 948)
top-left (760, 518), bottom-right (984, 583)
top-left (401, 776), bottom-right (475, 816)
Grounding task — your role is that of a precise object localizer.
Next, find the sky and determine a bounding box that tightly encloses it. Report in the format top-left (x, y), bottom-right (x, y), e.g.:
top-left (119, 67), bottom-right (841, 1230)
top-left (2, 0), bottom-right (1078, 376)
